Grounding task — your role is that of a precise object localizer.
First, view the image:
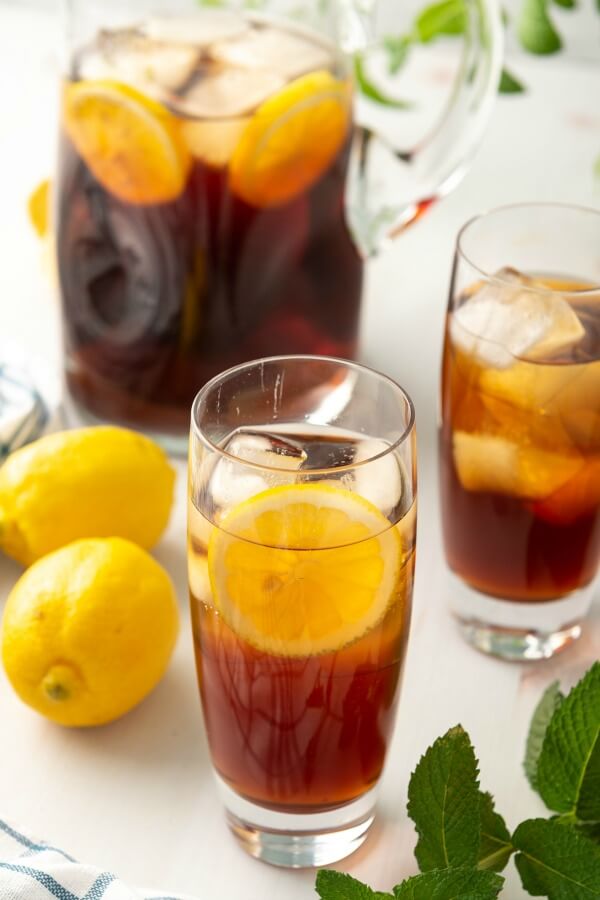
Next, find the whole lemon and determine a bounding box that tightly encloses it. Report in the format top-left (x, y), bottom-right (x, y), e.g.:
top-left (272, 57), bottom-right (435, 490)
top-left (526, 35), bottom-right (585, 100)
top-left (0, 426), bottom-right (175, 566)
top-left (1, 537), bottom-right (179, 726)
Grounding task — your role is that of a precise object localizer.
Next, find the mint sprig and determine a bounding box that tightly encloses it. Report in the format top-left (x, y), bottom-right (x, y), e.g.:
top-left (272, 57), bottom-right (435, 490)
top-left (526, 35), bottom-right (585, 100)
top-left (517, 0), bottom-right (562, 53)
top-left (393, 868), bottom-right (503, 898)
top-left (535, 662), bottom-right (600, 821)
top-left (353, 55), bottom-right (412, 109)
top-left (498, 69), bottom-right (526, 94)
top-left (413, 0), bottom-right (467, 41)
top-left (316, 867), bottom-right (503, 900)
top-left (408, 726), bottom-right (481, 871)
top-left (378, 2), bottom-right (525, 97)
top-left (382, 36), bottom-right (412, 75)
top-left (524, 681), bottom-right (564, 791)
top-left (316, 871), bottom-right (393, 900)
top-left (374, 0), bottom-right (596, 97)
top-left (316, 663), bottom-right (600, 900)
top-left (513, 818), bottom-right (600, 897)
top-left (478, 792), bottom-right (512, 873)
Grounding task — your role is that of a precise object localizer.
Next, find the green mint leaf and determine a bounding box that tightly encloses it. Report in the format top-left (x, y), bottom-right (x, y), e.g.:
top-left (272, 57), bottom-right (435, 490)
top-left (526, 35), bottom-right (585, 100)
top-left (316, 871), bottom-right (393, 900)
top-left (517, 0), bottom-right (562, 53)
top-left (513, 818), bottom-right (600, 898)
top-left (407, 725), bottom-right (481, 871)
top-left (393, 867), bottom-right (504, 899)
top-left (499, 68), bottom-right (526, 93)
top-left (578, 742), bottom-right (600, 822)
top-left (536, 662), bottom-right (600, 820)
top-left (478, 792), bottom-right (513, 872)
top-left (524, 681), bottom-right (564, 791)
top-left (383, 35), bottom-right (413, 75)
top-left (553, 0), bottom-right (576, 8)
top-left (577, 822), bottom-right (600, 845)
top-left (354, 55), bottom-right (412, 108)
top-left (552, 812), bottom-right (600, 845)
top-left (414, 0), bottom-right (467, 41)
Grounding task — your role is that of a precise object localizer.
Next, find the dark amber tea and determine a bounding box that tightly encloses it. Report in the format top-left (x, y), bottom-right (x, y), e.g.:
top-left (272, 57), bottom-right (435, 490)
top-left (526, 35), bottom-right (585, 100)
top-left (192, 588), bottom-right (409, 810)
top-left (189, 424), bottom-right (415, 811)
top-left (440, 272), bottom-right (600, 602)
top-left (57, 13), bottom-right (361, 437)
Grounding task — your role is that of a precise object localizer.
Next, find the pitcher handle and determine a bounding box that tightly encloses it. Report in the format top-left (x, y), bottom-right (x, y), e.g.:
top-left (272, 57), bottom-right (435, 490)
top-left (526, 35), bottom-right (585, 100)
top-left (342, 0), bottom-right (504, 257)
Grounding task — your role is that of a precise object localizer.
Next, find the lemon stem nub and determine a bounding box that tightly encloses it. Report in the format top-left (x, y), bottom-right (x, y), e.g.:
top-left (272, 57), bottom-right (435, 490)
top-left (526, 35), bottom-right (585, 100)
top-left (42, 664), bottom-right (80, 703)
top-left (45, 682), bottom-right (70, 702)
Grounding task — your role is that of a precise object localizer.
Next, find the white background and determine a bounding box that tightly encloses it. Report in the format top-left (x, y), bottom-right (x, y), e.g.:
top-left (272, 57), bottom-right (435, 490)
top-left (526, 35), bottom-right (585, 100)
top-left (0, 2), bottom-right (599, 898)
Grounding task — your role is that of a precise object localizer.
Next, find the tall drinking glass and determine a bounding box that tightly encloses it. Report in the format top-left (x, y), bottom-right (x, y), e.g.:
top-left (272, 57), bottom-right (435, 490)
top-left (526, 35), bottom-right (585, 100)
top-left (440, 204), bottom-right (600, 661)
top-left (188, 355), bottom-right (416, 866)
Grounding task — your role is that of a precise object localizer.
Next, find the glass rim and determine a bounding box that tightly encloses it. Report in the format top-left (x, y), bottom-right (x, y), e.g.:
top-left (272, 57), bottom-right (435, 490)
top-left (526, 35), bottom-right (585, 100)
top-left (456, 201), bottom-right (600, 295)
top-left (190, 354), bottom-right (416, 476)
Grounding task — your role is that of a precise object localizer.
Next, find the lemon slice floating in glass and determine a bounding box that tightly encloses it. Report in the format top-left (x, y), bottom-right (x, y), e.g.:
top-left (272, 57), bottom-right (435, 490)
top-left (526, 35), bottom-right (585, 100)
top-left (229, 70), bottom-right (351, 208)
top-left (63, 80), bottom-right (190, 205)
top-left (208, 484), bottom-right (401, 657)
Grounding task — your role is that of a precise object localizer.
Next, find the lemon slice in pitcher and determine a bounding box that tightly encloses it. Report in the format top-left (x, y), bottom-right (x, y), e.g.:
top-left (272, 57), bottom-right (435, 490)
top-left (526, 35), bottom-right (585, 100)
top-left (208, 484), bottom-right (401, 657)
top-left (229, 70), bottom-right (351, 208)
top-left (28, 179), bottom-right (51, 237)
top-left (63, 80), bottom-right (190, 205)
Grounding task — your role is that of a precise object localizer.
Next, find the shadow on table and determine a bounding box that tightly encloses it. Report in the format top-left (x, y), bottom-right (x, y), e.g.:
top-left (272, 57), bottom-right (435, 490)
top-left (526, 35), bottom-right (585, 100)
top-left (519, 593), bottom-right (600, 695)
top-left (32, 636), bottom-right (212, 779)
top-left (320, 810), bottom-right (418, 892)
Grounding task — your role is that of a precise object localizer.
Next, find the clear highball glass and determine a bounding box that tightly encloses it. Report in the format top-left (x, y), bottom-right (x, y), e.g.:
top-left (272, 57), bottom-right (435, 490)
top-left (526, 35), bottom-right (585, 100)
top-left (439, 203), bottom-right (600, 661)
top-left (188, 355), bottom-right (416, 866)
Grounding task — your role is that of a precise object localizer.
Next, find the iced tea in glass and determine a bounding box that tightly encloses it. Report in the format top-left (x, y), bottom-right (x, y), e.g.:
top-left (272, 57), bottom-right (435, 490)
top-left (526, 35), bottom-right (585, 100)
top-left (188, 356), bottom-right (416, 866)
top-left (440, 204), bottom-right (600, 660)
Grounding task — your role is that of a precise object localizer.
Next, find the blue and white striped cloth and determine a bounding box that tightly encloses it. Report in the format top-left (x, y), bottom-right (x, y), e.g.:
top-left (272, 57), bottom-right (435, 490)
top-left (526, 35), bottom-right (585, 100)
top-left (0, 819), bottom-right (193, 900)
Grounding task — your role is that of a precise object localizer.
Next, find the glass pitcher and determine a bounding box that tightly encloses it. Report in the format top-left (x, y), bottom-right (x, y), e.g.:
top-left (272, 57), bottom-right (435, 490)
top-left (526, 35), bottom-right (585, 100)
top-left (57, 0), bottom-right (502, 451)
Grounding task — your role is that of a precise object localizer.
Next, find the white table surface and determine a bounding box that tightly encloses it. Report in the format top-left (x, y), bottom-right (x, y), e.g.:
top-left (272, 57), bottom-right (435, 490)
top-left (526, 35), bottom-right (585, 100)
top-left (1, 4), bottom-right (599, 898)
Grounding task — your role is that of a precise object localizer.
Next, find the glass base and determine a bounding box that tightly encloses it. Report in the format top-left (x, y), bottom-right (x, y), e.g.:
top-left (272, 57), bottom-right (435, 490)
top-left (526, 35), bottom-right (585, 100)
top-left (216, 776), bottom-right (376, 868)
top-left (449, 574), bottom-right (593, 661)
top-left (62, 390), bottom-right (189, 458)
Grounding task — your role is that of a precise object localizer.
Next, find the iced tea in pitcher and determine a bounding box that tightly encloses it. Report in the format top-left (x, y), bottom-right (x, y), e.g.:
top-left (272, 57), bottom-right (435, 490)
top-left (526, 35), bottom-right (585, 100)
top-left (57, 12), bottom-right (360, 439)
